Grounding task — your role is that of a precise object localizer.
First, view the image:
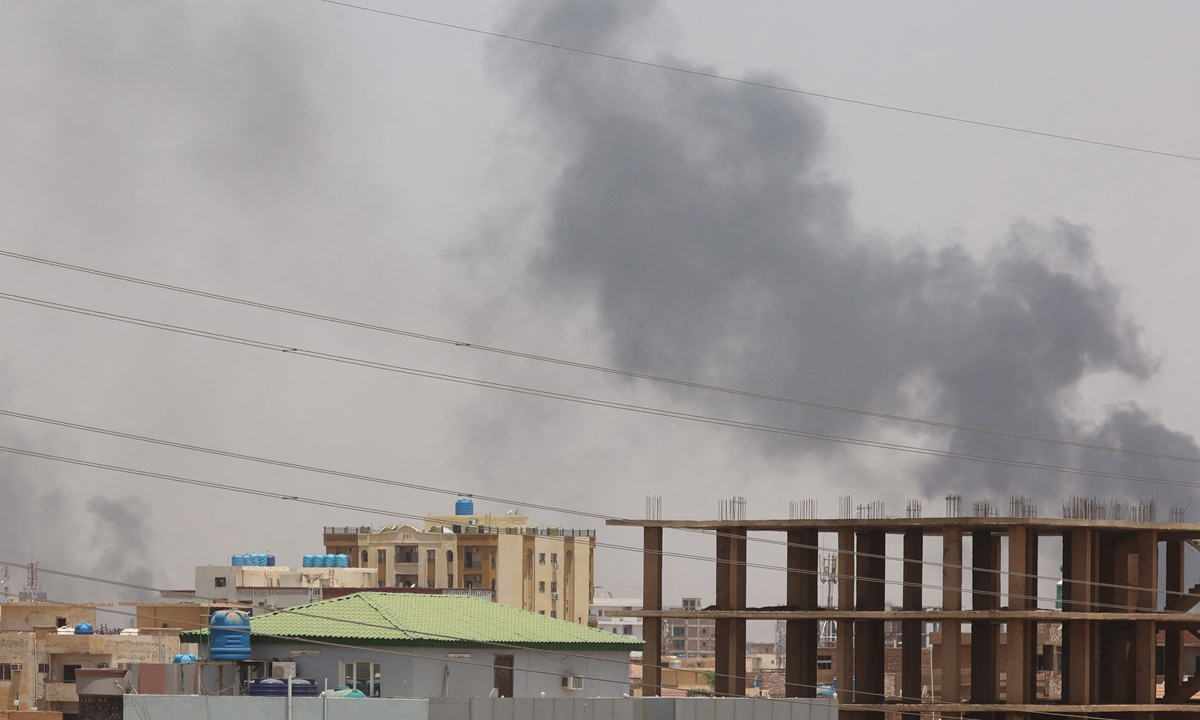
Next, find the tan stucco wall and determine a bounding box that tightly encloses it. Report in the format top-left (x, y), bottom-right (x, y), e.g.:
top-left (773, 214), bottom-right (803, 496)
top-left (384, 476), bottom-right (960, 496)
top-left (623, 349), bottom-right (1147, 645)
top-left (0, 631), bottom-right (179, 711)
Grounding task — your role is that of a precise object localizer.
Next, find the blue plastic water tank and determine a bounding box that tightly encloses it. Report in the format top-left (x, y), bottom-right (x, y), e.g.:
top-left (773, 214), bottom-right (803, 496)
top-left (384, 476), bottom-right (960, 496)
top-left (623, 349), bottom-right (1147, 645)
top-left (173, 653), bottom-right (197, 664)
top-left (74, 622), bottom-right (94, 635)
top-left (455, 498), bottom-right (474, 516)
top-left (208, 610), bottom-right (252, 661)
top-left (303, 554), bottom-right (314, 568)
top-left (336, 554), bottom-right (348, 568)
top-left (325, 554), bottom-right (336, 567)
top-left (266, 555), bottom-right (275, 567)
top-left (232, 554), bottom-right (246, 566)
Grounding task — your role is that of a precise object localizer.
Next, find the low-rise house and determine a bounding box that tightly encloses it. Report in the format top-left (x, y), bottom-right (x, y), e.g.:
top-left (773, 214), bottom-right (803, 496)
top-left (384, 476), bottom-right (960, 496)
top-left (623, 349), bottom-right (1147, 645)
top-left (181, 592), bottom-right (641, 698)
top-left (0, 602), bottom-right (180, 715)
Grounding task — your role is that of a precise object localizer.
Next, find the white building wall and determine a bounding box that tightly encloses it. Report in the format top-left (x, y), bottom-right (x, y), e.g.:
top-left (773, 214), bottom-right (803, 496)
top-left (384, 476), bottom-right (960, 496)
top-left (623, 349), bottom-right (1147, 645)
top-left (250, 642), bottom-right (631, 699)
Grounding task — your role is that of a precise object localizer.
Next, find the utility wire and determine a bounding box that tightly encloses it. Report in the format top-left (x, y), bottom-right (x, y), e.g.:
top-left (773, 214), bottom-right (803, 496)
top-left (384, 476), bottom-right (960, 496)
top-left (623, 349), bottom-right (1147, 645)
top-left (317, 0), bottom-right (1200, 163)
top-left (1, 441), bottom-right (1188, 613)
top-left (2, 247), bottom-right (1196, 466)
top-left (3, 290), bottom-right (1200, 494)
top-left (0, 406), bottom-right (1184, 597)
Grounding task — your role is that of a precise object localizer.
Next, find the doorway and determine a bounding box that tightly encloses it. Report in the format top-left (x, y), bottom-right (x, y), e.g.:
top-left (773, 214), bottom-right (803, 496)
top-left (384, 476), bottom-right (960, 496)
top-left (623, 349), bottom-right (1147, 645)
top-left (493, 655), bottom-right (514, 698)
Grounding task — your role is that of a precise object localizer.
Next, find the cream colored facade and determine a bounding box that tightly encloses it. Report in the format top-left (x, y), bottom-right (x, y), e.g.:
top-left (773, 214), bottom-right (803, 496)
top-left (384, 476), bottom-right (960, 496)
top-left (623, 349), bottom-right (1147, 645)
top-left (323, 508), bottom-right (596, 624)
top-left (0, 602), bottom-right (180, 714)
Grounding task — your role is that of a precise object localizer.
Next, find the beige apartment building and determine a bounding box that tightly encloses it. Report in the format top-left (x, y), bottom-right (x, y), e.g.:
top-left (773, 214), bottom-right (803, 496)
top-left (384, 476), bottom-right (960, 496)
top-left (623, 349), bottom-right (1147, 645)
top-left (0, 601), bottom-right (180, 714)
top-left (323, 500), bottom-right (596, 624)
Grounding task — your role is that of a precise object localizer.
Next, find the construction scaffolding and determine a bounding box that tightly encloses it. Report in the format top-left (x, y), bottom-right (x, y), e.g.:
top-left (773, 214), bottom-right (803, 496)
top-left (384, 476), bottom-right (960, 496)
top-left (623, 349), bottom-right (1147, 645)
top-left (614, 511), bottom-right (1200, 719)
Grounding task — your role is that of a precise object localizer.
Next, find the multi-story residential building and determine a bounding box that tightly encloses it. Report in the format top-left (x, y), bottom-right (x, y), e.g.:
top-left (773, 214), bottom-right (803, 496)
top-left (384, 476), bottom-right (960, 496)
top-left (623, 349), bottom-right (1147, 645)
top-left (0, 601), bottom-right (180, 714)
top-left (322, 499), bottom-right (596, 624)
top-left (662, 598), bottom-right (716, 658)
top-left (149, 556), bottom-right (379, 620)
top-left (589, 596), bottom-right (643, 639)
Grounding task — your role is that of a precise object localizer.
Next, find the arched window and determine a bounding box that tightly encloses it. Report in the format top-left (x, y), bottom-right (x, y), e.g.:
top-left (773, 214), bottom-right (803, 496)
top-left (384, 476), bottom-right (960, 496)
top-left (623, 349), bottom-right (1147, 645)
top-left (447, 550), bottom-right (454, 564)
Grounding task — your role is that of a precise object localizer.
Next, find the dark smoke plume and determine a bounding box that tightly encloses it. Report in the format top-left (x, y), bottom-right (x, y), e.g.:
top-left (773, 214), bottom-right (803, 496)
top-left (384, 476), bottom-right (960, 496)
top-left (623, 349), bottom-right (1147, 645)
top-left (491, 0), bottom-right (1200, 504)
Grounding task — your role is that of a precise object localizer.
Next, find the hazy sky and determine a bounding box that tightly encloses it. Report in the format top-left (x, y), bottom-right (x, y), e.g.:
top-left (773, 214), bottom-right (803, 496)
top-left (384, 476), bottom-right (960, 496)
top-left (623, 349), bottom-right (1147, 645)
top-left (1, 0), bottom-right (1198, 620)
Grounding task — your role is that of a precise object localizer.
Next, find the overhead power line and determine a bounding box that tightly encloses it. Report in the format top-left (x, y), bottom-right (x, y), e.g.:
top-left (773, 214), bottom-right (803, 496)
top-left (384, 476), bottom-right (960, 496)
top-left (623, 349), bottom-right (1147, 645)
top-left (317, 0), bottom-right (1200, 163)
top-left (1, 248), bottom-right (1197, 466)
top-left (0, 405), bottom-right (1161, 595)
top-left (0, 440), bottom-right (1183, 612)
top-left (2, 289), bottom-right (1199, 493)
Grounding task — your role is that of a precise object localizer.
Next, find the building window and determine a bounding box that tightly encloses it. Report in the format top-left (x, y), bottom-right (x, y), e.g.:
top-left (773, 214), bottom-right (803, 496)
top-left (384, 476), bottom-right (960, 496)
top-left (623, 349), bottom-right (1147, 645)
top-left (700, 628), bottom-right (708, 635)
top-left (550, 611), bottom-right (557, 618)
top-left (817, 655), bottom-right (832, 670)
top-left (491, 579), bottom-right (497, 592)
top-left (214, 577), bottom-right (227, 587)
top-left (428, 580), bottom-right (435, 588)
top-left (539, 581), bottom-right (546, 593)
top-left (550, 581), bottom-right (557, 593)
top-left (673, 626), bottom-right (686, 637)
top-left (447, 550), bottom-right (454, 564)
top-left (672, 640), bottom-right (685, 651)
top-left (539, 611), bottom-right (545, 615)
top-left (538, 553), bottom-right (546, 565)
top-left (491, 552), bottom-right (497, 569)
top-left (378, 550), bottom-right (387, 563)
top-left (361, 550), bottom-right (369, 565)
top-left (37, 664), bottom-right (49, 675)
top-left (396, 546), bottom-right (418, 563)
top-left (0, 665), bottom-right (11, 681)
top-left (624, 626), bottom-right (633, 635)
top-left (428, 550), bottom-right (436, 563)
top-left (550, 553), bottom-right (558, 565)
top-left (341, 661), bottom-right (381, 698)
top-left (448, 575), bottom-right (455, 588)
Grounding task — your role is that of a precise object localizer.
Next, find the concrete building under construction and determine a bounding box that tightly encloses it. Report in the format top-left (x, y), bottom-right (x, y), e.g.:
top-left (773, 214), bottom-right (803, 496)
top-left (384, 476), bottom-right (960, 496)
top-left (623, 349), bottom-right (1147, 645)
top-left (613, 497), bottom-right (1200, 718)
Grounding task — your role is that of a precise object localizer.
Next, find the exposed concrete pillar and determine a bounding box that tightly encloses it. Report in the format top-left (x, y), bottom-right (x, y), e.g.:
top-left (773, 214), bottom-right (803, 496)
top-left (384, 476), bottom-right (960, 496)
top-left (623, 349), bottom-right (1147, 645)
top-left (941, 526), bottom-right (963, 704)
top-left (1135, 530), bottom-right (1158, 708)
top-left (971, 529), bottom-right (1001, 705)
top-left (1164, 538), bottom-right (1185, 699)
top-left (1006, 526), bottom-right (1037, 707)
top-left (714, 526), bottom-right (747, 697)
top-left (642, 527), bottom-right (663, 697)
top-left (786, 528), bottom-right (818, 698)
top-left (837, 527), bottom-right (856, 702)
top-left (1064, 528), bottom-right (1097, 705)
top-left (901, 528), bottom-right (923, 706)
top-left (854, 529), bottom-right (886, 705)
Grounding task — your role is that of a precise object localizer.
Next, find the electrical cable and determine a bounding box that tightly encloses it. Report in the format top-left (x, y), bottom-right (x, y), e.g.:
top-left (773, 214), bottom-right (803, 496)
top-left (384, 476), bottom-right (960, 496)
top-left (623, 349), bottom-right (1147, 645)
top-left (315, 0), bottom-right (1200, 164)
top-left (0, 441), bottom-right (1189, 614)
top-left (0, 405), bottom-right (1182, 598)
top-left (2, 567), bottom-right (1192, 710)
top-left (2, 247), bottom-right (1196, 467)
top-left (2, 289), bottom-right (1198, 497)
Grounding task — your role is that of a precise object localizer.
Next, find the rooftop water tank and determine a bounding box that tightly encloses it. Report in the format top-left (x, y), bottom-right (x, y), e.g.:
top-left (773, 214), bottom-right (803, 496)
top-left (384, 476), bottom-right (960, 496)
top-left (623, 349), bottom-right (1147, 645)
top-left (330, 687), bottom-right (367, 699)
top-left (303, 554), bottom-right (315, 568)
top-left (335, 554), bottom-right (348, 568)
top-left (455, 498), bottom-right (474, 516)
top-left (173, 653), bottom-right (197, 664)
top-left (325, 554), bottom-right (337, 567)
top-left (208, 610), bottom-right (252, 661)
top-left (266, 555), bottom-right (276, 567)
top-left (74, 622), bottom-right (94, 635)
top-left (232, 554), bottom-right (247, 566)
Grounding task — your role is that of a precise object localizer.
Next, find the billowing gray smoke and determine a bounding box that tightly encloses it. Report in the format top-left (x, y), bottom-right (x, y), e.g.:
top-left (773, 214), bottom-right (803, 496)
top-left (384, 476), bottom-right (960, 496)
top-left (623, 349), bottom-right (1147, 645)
top-left (495, 0), bottom-right (1200, 503)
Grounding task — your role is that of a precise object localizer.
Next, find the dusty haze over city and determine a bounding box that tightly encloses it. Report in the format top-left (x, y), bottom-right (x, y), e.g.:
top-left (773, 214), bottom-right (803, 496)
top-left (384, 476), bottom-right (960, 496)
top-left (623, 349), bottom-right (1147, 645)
top-left (1, 0), bottom-right (1198, 631)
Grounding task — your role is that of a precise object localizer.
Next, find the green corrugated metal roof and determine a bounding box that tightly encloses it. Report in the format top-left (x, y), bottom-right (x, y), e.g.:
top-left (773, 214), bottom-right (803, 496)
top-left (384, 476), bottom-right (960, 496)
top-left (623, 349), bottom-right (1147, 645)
top-left (180, 593), bottom-right (643, 651)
